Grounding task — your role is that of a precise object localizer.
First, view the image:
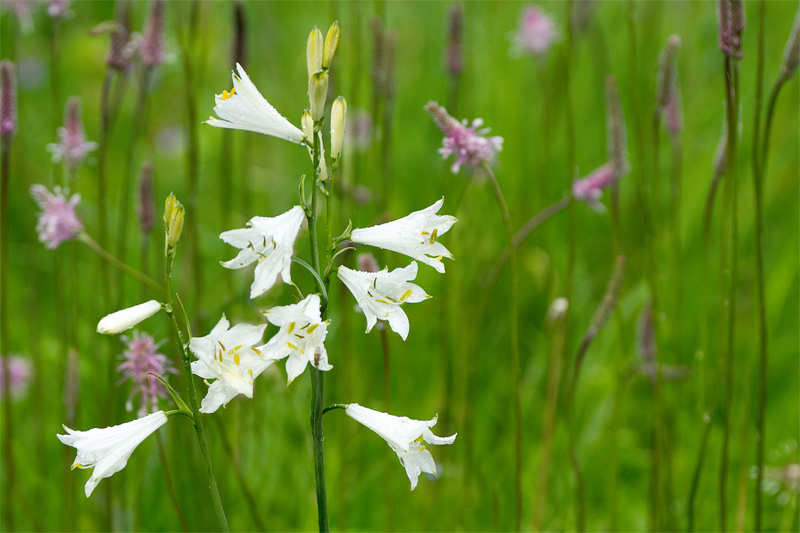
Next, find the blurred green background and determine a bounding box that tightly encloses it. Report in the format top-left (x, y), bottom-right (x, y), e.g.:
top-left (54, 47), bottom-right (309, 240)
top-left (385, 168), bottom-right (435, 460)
top-left (0, 1), bottom-right (798, 531)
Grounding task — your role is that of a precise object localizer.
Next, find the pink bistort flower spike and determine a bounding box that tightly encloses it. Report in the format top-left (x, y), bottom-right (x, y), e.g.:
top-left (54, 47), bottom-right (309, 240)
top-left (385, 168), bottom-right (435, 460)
top-left (718, 0), bottom-right (745, 59)
top-left (512, 5), bottom-right (558, 57)
top-left (572, 163), bottom-right (618, 212)
top-left (425, 101), bottom-right (503, 174)
top-left (0, 355), bottom-right (32, 398)
top-left (47, 97), bottom-right (98, 172)
top-left (118, 331), bottom-right (176, 417)
top-left (140, 0), bottom-right (166, 67)
top-left (30, 184), bottom-right (84, 249)
top-left (0, 60), bottom-right (17, 139)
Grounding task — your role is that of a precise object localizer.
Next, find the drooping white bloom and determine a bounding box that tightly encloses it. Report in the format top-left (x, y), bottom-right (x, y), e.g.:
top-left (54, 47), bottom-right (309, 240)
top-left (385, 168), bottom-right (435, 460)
top-left (338, 262), bottom-right (431, 340)
top-left (350, 198), bottom-right (457, 273)
top-left (189, 315), bottom-right (270, 414)
top-left (97, 300), bottom-right (162, 335)
top-left (345, 403), bottom-right (456, 490)
top-left (258, 294), bottom-right (331, 385)
top-left (205, 63), bottom-right (305, 144)
top-left (58, 410), bottom-right (168, 497)
top-left (220, 205), bottom-right (305, 299)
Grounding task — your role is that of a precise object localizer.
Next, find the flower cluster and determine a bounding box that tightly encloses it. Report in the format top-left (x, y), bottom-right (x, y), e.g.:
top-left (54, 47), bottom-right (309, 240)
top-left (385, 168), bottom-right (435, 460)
top-left (118, 331), bottom-right (175, 416)
top-left (0, 355), bottom-right (32, 398)
top-left (511, 5), bottom-right (558, 57)
top-left (47, 96), bottom-right (98, 172)
top-left (30, 184), bottom-right (83, 249)
top-left (425, 101), bottom-right (503, 174)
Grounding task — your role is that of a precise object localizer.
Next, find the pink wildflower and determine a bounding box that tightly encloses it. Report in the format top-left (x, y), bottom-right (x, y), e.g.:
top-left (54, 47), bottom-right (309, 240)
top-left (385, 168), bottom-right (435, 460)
top-left (0, 60), bottom-right (17, 138)
top-left (117, 331), bottom-right (176, 416)
top-left (30, 184), bottom-right (83, 249)
top-left (1, 0), bottom-right (34, 33)
top-left (718, 0), bottom-right (745, 59)
top-left (357, 253), bottom-right (380, 273)
top-left (47, 0), bottom-right (68, 19)
top-left (513, 6), bottom-right (558, 56)
top-left (0, 355), bottom-right (32, 398)
top-left (572, 163), bottom-right (618, 212)
top-left (47, 97), bottom-right (97, 172)
top-left (425, 101), bottom-right (503, 174)
top-left (140, 0), bottom-right (166, 67)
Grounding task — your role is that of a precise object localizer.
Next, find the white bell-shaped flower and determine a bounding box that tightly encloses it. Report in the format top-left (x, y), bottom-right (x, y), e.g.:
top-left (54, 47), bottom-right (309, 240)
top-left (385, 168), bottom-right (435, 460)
top-left (220, 205), bottom-right (305, 299)
top-left (258, 294), bottom-right (331, 385)
top-left (337, 261), bottom-right (431, 340)
top-left (350, 198), bottom-right (457, 273)
top-left (189, 315), bottom-right (270, 413)
top-left (345, 403), bottom-right (456, 490)
top-left (206, 63), bottom-right (305, 144)
top-left (58, 410), bottom-right (168, 497)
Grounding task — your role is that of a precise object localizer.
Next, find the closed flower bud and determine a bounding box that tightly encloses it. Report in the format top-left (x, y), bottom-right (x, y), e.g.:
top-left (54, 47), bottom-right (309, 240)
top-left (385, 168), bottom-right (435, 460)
top-left (140, 0), bottom-right (166, 67)
top-left (322, 21), bottom-right (340, 70)
top-left (163, 193), bottom-right (185, 256)
top-left (307, 27), bottom-right (323, 79)
top-left (302, 110), bottom-right (314, 143)
top-left (137, 162), bottom-right (155, 234)
top-left (446, 3), bottom-right (465, 76)
top-left (330, 96), bottom-right (347, 160)
top-left (781, 11), bottom-right (800, 81)
top-left (0, 61), bottom-right (17, 138)
top-left (605, 75), bottom-right (629, 177)
top-left (309, 70), bottom-right (329, 122)
top-left (97, 300), bottom-right (163, 335)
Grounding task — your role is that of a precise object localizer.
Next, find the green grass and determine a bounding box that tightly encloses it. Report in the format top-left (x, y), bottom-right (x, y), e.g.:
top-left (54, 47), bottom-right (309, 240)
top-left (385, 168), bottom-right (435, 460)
top-left (1, 1), bottom-right (798, 531)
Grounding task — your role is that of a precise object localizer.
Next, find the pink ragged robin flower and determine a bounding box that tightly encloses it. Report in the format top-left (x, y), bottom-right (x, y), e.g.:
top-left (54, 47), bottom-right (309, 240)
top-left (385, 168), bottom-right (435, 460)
top-left (47, 97), bottom-right (98, 172)
top-left (117, 331), bottom-right (176, 416)
top-left (30, 185), bottom-right (83, 249)
top-left (425, 101), bottom-right (503, 174)
top-left (512, 5), bottom-right (558, 57)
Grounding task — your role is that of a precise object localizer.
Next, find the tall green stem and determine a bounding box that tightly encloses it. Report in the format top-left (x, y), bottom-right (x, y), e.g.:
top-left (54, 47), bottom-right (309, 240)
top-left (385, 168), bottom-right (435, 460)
top-left (79, 232), bottom-right (166, 298)
top-left (752, 3), bottom-right (767, 529)
top-left (482, 162), bottom-right (521, 532)
top-left (1, 136), bottom-right (14, 532)
top-left (165, 254), bottom-right (229, 532)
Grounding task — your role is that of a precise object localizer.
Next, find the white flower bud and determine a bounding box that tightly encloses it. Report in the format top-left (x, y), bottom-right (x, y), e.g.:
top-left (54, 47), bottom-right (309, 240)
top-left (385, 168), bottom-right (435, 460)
top-left (307, 27), bottom-right (323, 79)
top-left (97, 300), bottom-right (162, 335)
top-left (309, 70), bottom-right (329, 122)
top-left (301, 110), bottom-right (314, 144)
top-left (163, 193), bottom-right (185, 256)
top-left (322, 21), bottom-right (340, 70)
top-left (330, 96), bottom-right (347, 160)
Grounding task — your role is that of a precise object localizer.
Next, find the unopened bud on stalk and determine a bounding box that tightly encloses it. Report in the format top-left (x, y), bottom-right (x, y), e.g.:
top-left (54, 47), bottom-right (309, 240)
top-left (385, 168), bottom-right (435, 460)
top-left (307, 27), bottom-right (323, 79)
top-left (604, 75), bottom-right (628, 177)
top-left (163, 193), bottom-right (184, 256)
top-left (656, 35), bottom-right (681, 108)
top-left (322, 21), bottom-right (340, 70)
top-left (446, 3), bottom-right (465, 77)
top-left (137, 162), bottom-right (155, 234)
top-left (0, 61), bottom-right (17, 139)
top-left (301, 110), bottom-right (314, 145)
top-left (309, 70), bottom-right (329, 122)
top-left (97, 300), bottom-right (163, 335)
top-left (141, 0), bottom-right (166, 67)
top-left (718, 0), bottom-right (745, 59)
top-left (318, 139), bottom-right (329, 182)
top-left (330, 96), bottom-right (347, 160)
top-left (781, 11), bottom-right (800, 81)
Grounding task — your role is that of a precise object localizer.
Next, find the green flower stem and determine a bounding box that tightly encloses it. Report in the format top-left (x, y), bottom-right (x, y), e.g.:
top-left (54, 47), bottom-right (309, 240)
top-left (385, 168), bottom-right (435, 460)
top-left (687, 411), bottom-right (714, 531)
top-left (155, 430), bottom-right (189, 532)
top-left (481, 162), bottom-right (521, 532)
top-left (306, 129), bottom-right (330, 533)
top-left (752, 3), bottom-right (768, 529)
top-left (79, 233), bottom-right (166, 298)
top-left (165, 254), bottom-right (229, 533)
top-left (1, 135), bottom-right (15, 532)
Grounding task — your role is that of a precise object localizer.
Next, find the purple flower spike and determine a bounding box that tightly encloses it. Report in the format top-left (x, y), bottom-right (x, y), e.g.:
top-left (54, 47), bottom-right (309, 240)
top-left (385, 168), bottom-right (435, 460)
top-left (512, 5), bottom-right (558, 57)
top-left (118, 331), bottom-right (176, 417)
top-left (0, 61), bottom-right (17, 139)
top-left (47, 97), bottom-right (98, 172)
top-left (572, 163), bottom-right (618, 212)
top-left (0, 355), bottom-right (32, 399)
top-left (140, 0), bottom-right (166, 67)
top-left (30, 184), bottom-right (83, 249)
top-left (425, 101), bottom-right (503, 174)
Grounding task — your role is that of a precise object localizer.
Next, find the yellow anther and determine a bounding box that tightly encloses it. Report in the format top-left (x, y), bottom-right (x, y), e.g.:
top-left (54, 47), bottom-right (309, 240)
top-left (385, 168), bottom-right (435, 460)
top-left (301, 349), bottom-right (305, 355)
top-left (73, 463), bottom-right (90, 470)
top-left (219, 341), bottom-right (227, 351)
top-left (234, 352), bottom-right (240, 366)
top-left (401, 289), bottom-right (412, 301)
top-left (421, 231), bottom-right (430, 235)
top-left (253, 347), bottom-right (261, 356)
top-left (219, 352), bottom-right (223, 362)
top-left (429, 229), bottom-right (438, 245)
top-left (373, 278), bottom-right (378, 290)
top-left (376, 299), bottom-right (390, 305)
top-left (414, 435), bottom-right (424, 444)
top-left (288, 322), bottom-right (295, 334)
top-left (287, 342), bottom-right (298, 350)
top-left (229, 345), bottom-right (242, 354)
top-left (247, 369), bottom-right (253, 377)
top-left (307, 323), bottom-right (318, 334)
top-left (221, 88), bottom-right (236, 100)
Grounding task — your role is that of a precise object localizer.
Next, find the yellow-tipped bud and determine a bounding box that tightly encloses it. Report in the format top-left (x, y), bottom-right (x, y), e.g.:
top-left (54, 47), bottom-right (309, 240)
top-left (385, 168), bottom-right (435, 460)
top-left (309, 70), bottom-right (329, 122)
top-left (302, 110), bottom-right (314, 144)
top-left (163, 193), bottom-right (185, 256)
top-left (330, 96), bottom-right (347, 160)
top-left (307, 27), bottom-right (323, 79)
top-left (322, 21), bottom-right (340, 70)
